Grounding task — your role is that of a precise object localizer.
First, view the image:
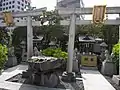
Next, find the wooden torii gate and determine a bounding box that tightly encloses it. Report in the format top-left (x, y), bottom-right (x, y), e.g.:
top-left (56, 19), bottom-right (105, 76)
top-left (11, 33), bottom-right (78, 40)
top-left (57, 6), bottom-right (120, 76)
top-left (0, 7), bottom-right (47, 59)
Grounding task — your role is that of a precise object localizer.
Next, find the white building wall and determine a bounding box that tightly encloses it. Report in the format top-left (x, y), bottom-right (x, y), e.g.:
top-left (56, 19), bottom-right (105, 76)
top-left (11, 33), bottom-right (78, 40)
top-left (57, 0), bottom-right (82, 8)
top-left (0, 0), bottom-right (31, 23)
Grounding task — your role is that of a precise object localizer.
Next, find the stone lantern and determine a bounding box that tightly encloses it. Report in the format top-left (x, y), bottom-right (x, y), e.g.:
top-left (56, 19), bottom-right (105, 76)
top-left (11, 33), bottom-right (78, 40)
top-left (100, 42), bottom-right (108, 52)
top-left (100, 42), bottom-right (108, 61)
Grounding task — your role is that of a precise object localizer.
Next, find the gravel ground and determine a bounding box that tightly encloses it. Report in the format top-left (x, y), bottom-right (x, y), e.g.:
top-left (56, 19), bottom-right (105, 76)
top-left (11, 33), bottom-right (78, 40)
top-left (104, 76), bottom-right (120, 90)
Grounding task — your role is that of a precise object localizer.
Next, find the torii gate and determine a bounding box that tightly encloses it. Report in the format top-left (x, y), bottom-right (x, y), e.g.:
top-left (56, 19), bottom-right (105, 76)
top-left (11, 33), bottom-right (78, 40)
top-left (0, 7), bottom-right (47, 59)
top-left (57, 6), bottom-right (120, 76)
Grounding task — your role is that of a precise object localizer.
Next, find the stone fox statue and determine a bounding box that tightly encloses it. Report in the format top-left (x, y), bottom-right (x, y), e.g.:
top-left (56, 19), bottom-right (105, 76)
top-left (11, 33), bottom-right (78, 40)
top-left (8, 46), bottom-right (15, 56)
top-left (33, 47), bottom-right (41, 56)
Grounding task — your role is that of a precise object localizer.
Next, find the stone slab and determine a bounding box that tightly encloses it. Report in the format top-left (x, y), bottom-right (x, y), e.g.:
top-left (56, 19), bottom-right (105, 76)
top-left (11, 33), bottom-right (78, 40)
top-left (0, 65), bottom-right (28, 81)
top-left (0, 65), bottom-right (117, 90)
top-left (0, 81), bottom-right (68, 90)
top-left (0, 65), bottom-right (68, 90)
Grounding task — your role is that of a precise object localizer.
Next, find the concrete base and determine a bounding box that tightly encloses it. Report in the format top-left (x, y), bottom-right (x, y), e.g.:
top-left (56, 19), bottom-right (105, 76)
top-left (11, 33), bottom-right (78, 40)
top-left (73, 60), bottom-right (79, 72)
top-left (112, 75), bottom-right (120, 86)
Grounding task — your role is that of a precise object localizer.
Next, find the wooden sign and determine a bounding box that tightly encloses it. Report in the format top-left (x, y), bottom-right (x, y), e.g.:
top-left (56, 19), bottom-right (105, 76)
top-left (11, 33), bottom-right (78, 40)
top-left (92, 5), bottom-right (106, 24)
top-left (3, 12), bottom-right (14, 26)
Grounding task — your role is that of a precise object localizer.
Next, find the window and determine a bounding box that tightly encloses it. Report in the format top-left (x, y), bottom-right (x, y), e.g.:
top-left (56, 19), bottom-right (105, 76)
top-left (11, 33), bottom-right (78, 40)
top-left (21, 8), bottom-right (24, 11)
top-left (12, 10), bottom-right (14, 12)
top-left (3, 3), bottom-right (5, 6)
top-left (85, 58), bottom-right (88, 61)
top-left (18, 6), bottom-right (20, 9)
top-left (18, 1), bottom-right (20, 4)
top-left (22, 4), bottom-right (24, 6)
top-left (17, 20), bottom-right (19, 22)
top-left (25, 1), bottom-right (27, 4)
top-left (12, 5), bottom-right (14, 8)
top-left (9, 6), bottom-right (11, 9)
top-left (13, 1), bottom-right (15, 3)
top-left (6, 2), bottom-right (8, 5)
top-left (3, 8), bottom-right (5, 10)
top-left (9, 2), bottom-right (11, 4)
top-left (22, 0), bottom-right (24, 2)
top-left (6, 7), bottom-right (8, 9)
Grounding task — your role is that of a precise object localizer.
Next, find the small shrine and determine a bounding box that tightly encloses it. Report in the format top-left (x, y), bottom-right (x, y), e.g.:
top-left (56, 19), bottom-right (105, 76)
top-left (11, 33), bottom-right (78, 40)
top-left (78, 35), bottom-right (104, 67)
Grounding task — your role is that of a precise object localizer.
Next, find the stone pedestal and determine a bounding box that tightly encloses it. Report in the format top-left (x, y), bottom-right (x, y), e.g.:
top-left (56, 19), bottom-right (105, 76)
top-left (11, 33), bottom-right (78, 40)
top-left (5, 56), bottom-right (17, 67)
top-left (73, 59), bottom-right (79, 72)
top-left (101, 61), bottom-right (117, 76)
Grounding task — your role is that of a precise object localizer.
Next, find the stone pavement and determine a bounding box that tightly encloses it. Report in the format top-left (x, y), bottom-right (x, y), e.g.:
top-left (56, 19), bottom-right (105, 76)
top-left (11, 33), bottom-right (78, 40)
top-left (81, 69), bottom-right (116, 90)
top-left (0, 65), bottom-right (67, 90)
top-left (0, 65), bottom-right (117, 90)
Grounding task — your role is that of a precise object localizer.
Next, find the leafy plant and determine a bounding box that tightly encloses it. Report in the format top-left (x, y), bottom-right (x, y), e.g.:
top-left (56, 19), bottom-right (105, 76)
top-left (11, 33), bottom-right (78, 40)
top-left (42, 48), bottom-right (68, 59)
top-left (112, 42), bottom-right (120, 74)
top-left (42, 48), bottom-right (55, 56)
top-left (0, 44), bottom-right (8, 70)
top-left (112, 42), bottom-right (120, 55)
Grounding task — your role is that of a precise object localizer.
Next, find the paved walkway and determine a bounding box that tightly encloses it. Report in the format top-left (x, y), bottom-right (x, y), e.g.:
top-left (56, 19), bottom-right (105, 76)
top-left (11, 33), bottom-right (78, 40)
top-left (0, 65), bottom-right (117, 90)
top-left (81, 69), bottom-right (116, 90)
top-left (0, 65), bottom-right (67, 90)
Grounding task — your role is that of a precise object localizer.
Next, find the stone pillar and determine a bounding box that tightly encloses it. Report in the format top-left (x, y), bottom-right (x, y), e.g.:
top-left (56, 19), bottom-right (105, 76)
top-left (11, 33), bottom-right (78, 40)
top-left (119, 14), bottom-right (120, 75)
top-left (27, 16), bottom-right (33, 59)
top-left (119, 25), bottom-right (120, 75)
top-left (67, 14), bottom-right (76, 73)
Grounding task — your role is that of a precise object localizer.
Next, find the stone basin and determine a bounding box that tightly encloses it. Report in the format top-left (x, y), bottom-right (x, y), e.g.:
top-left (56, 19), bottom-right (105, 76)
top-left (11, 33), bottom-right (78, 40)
top-left (28, 56), bottom-right (65, 71)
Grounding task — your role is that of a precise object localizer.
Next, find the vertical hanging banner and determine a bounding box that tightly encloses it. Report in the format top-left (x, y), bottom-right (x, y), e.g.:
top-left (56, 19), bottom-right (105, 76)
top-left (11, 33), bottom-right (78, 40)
top-left (92, 5), bottom-right (106, 24)
top-left (3, 12), bottom-right (14, 26)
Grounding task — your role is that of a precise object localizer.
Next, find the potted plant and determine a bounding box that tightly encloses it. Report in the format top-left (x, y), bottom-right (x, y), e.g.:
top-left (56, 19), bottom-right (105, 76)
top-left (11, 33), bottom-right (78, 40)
top-left (0, 44), bottom-right (8, 74)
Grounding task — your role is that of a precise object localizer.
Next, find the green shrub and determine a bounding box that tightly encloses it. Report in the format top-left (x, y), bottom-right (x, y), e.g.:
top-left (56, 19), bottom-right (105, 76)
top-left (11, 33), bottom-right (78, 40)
top-left (42, 48), bottom-right (55, 56)
top-left (112, 42), bottom-right (120, 56)
top-left (0, 44), bottom-right (8, 70)
top-left (42, 48), bottom-right (68, 59)
top-left (112, 42), bottom-right (120, 74)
